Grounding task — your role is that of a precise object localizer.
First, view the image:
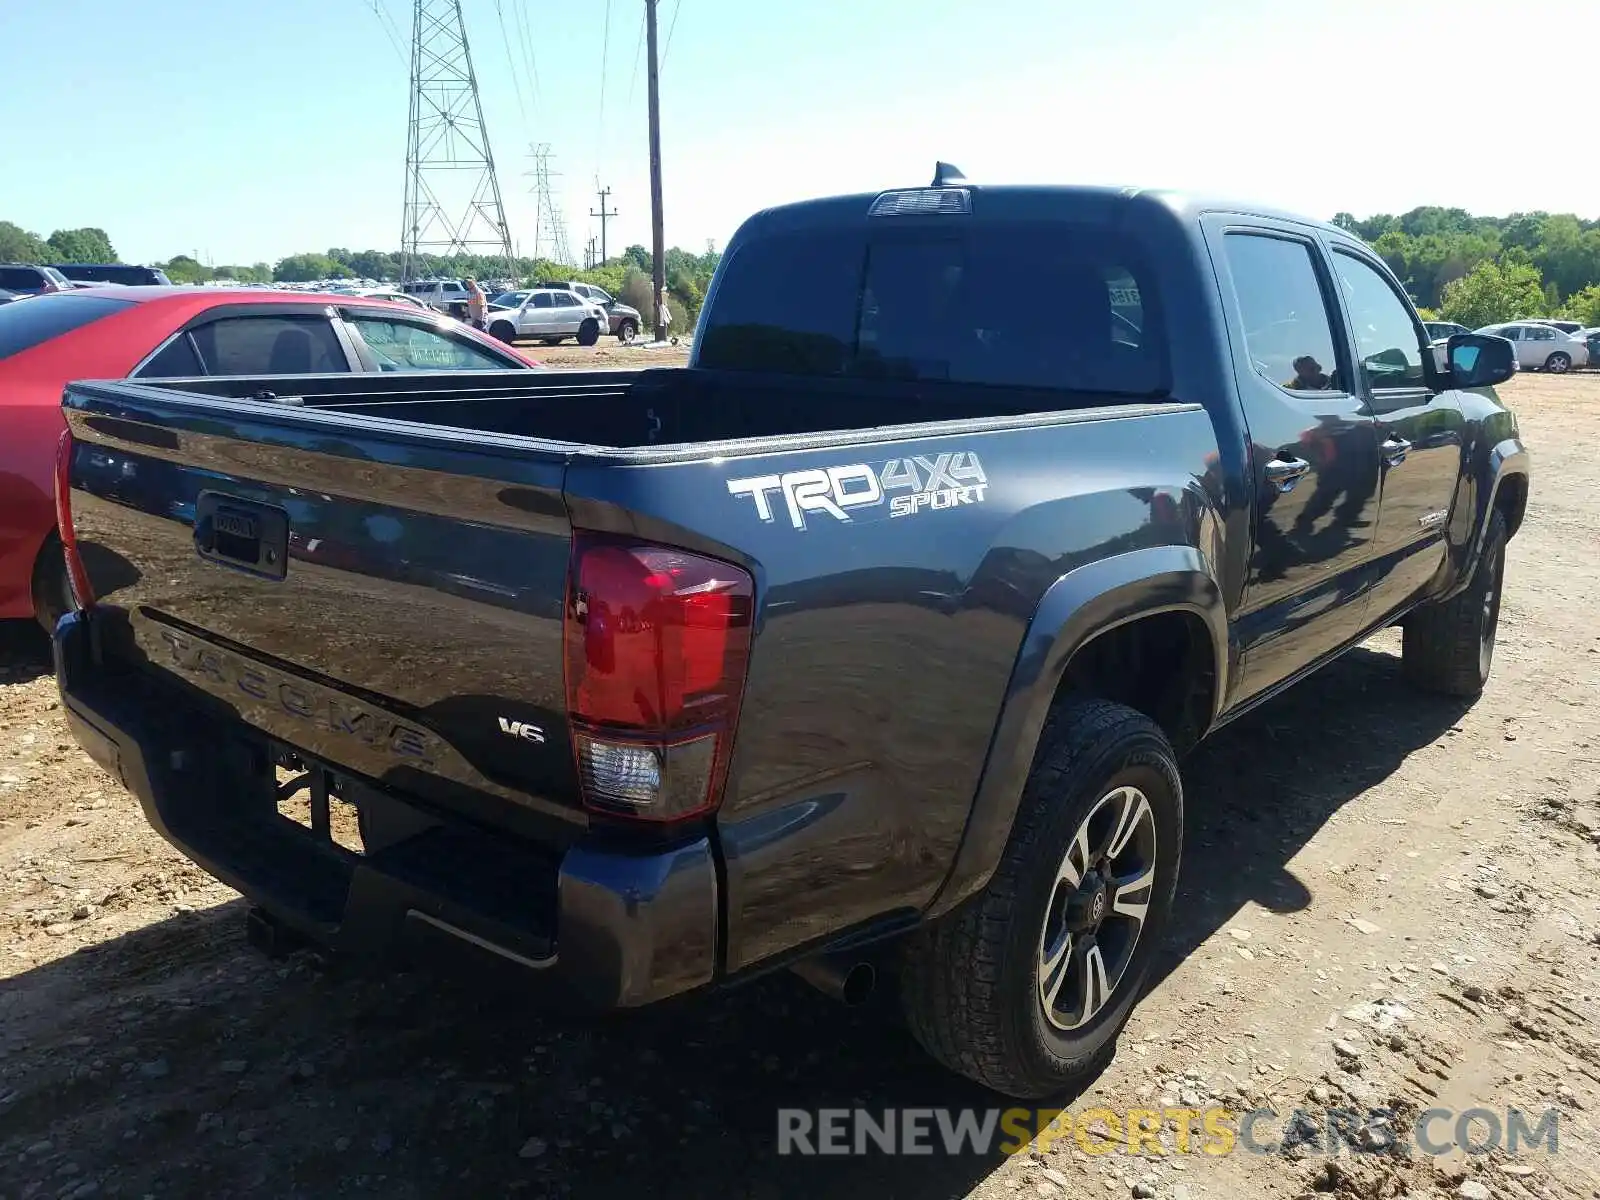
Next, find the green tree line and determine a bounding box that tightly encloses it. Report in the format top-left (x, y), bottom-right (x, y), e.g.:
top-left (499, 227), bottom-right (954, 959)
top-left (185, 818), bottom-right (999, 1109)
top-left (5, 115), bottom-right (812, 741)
top-left (1331, 207), bottom-right (1600, 328)
top-left (3, 219), bottom-right (720, 330)
top-left (9, 206), bottom-right (1600, 331)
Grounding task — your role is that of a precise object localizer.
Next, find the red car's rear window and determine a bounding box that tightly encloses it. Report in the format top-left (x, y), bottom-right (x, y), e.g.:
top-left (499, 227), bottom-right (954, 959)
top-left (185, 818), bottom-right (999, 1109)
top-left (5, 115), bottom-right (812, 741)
top-left (0, 293), bottom-right (134, 362)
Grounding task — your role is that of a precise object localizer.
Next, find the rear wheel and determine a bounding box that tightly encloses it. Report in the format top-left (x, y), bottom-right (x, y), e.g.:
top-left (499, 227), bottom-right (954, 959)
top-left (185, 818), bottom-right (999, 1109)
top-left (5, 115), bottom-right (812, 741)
top-left (31, 535), bottom-right (72, 636)
top-left (616, 318), bottom-right (638, 344)
top-left (577, 319), bottom-right (601, 347)
top-left (489, 321), bottom-right (517, 344)
top-left (899, 698), bottom-right (1182, 1098)
top-left (1402, 508), bottom-right (1507, 697)
top-left (1544, 352), bottom-right (1571, 374)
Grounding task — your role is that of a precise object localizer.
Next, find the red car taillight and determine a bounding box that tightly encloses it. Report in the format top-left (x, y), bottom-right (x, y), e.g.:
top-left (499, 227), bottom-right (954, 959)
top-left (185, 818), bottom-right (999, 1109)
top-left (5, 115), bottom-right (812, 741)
top-left (54, 429), bottom-right (95, 610)
top-left (563, 533), bottom-right (754, 824)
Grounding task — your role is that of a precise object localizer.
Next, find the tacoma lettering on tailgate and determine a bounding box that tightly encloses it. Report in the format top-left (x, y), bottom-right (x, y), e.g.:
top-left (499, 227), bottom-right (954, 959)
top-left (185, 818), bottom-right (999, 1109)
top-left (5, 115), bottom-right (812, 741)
top-left (156, 630), bottom-right (437, 766)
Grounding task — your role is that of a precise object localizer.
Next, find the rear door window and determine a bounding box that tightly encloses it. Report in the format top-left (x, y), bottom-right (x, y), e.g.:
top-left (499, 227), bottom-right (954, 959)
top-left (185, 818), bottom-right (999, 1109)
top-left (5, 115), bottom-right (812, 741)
top-left (1221, 233), bottom-right (1344, 393)
top-left (190, 315), bottom-right (350, 375)
top-left (0, 293), bottom-right (134, 360)
top-left (697, 223), bottom-right (1167, 395)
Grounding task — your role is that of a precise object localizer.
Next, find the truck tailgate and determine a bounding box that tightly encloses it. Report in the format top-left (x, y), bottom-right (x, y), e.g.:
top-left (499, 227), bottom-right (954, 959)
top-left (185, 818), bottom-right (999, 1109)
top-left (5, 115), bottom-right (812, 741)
top-left (62, 384), bottom-right (585, 839)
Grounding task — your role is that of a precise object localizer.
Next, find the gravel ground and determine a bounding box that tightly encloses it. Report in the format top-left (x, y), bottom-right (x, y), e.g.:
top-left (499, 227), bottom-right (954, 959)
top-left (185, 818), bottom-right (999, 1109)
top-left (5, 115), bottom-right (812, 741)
top-left (519, 339), bottom-right (691, 370)
top-left (2, 372), bottom-right (1597, 1200)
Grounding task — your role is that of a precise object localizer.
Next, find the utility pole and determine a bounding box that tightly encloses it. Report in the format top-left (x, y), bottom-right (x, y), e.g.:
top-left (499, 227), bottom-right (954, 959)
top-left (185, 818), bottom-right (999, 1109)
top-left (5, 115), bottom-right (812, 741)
top-left (590, 186), bottom-right (618, 266)
top-left (646, 0), bottom-right (666, 342)
top-left (585, 235), bottom-right (599, 270)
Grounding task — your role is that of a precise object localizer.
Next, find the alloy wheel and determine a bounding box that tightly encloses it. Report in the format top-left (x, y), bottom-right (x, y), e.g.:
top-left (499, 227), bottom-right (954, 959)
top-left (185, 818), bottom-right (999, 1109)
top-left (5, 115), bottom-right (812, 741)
top-left (1036, 785), bottom-right (1159, 1031)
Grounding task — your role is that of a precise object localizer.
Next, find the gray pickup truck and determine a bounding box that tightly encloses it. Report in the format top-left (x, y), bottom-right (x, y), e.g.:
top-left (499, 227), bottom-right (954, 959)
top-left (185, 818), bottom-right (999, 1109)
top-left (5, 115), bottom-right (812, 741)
top-left (54, 172), bottom-right (1527, 1098)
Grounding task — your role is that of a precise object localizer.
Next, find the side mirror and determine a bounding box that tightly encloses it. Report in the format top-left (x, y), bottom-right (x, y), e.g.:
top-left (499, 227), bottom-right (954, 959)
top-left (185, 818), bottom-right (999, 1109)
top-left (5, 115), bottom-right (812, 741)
top-left (1448, 333), bottom-right (1515, 388)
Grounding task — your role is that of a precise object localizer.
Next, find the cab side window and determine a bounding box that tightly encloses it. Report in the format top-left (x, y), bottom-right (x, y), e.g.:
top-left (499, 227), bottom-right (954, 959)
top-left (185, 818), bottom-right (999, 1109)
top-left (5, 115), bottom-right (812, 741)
top-left (1222, 233), bottom-right (1343, 393)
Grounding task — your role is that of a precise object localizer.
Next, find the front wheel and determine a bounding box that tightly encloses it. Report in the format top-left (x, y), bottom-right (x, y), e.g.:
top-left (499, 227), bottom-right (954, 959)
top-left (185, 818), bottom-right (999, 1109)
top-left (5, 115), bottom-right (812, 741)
top-left (616, 318), bottom-right (638, 344)
top-left (577, 319), bottom-right (601, 347)
top-left (899, 698), bottom-right (1182, 1098)
top-left (1544, 352), bottom-right (1571, 374)
top-left (1402, 507), bottom-right (1507, 696)
top-left (489, 321), bottom-right (517, 344)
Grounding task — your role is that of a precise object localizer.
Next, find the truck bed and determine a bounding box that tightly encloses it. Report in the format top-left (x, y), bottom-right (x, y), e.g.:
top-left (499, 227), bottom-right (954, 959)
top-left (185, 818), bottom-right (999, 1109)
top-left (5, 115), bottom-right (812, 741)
top-left (126, 366), bottom-right (1171, 449)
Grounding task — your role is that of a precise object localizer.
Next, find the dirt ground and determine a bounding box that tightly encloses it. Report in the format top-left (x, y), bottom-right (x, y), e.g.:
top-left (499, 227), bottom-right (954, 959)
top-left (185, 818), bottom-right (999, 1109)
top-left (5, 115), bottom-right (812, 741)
top-left (518, 338), bottom-right (692, 370)
top-left (3, 372), bottom-right (1598, 1200)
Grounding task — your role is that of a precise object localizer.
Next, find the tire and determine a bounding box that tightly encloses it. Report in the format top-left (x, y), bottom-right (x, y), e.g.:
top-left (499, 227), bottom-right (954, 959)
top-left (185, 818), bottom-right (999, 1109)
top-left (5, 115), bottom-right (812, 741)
top-left (616, 319), bottom-right (638, 344)
top-left (899, 698), bottom-right (1183, 1098)
top-left (1402, 507), bottom-right (1507, 697)
top-left (1544, 352), bottom-right (1571, 374)
top-left (489, 321), bottom-right (517, 345)
top-left (31, 534), bottom-right (72, 636)
top-left (577, 319), bottom-right (601, 347)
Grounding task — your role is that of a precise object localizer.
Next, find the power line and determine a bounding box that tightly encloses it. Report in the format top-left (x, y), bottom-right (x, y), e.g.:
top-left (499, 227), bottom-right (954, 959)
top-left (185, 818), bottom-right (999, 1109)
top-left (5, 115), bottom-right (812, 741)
top-left (511, 0), bottom-right (544, 109)
top-left (625, 4), bottom-right (646, 107)
top-left (494, 0), bottom-right (531, 128)
top-left (662, 0), bottom-right (683, 71)
top-left (362, 0), bottom-right (407, 62)
top-left (595, 0), bottom-right (612, 174)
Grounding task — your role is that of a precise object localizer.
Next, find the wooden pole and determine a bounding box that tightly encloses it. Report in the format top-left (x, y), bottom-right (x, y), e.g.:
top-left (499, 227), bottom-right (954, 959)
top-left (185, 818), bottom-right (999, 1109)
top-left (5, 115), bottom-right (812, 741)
top-left (646, 0), bottom-right (666, 342)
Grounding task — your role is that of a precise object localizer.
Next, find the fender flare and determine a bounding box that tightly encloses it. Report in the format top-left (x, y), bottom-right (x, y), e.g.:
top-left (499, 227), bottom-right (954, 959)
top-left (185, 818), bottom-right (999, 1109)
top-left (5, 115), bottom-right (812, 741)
top-left (925, 545), bottom-right (1228, 919)
top-left (1438, 436), bottom-right (1529, 602)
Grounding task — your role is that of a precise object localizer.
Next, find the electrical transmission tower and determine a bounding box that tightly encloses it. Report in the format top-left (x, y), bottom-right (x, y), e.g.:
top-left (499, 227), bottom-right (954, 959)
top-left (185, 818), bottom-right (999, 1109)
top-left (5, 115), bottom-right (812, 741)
top-left (526, 143), bottom-right (573, 265)
top-left (399, 0), bottom-right (515, 284)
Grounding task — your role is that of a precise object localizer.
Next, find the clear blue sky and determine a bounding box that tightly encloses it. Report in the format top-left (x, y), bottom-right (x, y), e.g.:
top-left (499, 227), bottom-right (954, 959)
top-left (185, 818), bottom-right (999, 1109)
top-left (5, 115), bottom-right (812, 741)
top-left (1, 0), bottom-right (1585, 267)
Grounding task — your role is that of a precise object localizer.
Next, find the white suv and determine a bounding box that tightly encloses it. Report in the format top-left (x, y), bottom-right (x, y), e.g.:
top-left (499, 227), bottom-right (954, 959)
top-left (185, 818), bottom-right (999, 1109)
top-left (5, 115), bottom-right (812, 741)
top-left (400, 279), bottom-right (471, 315)
top-left (484, 288), bottom-right (610, 346)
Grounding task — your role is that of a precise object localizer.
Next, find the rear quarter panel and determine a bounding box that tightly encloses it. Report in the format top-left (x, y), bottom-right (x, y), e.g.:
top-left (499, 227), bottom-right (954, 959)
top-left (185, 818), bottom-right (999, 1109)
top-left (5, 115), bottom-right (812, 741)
top-left (564, 404), bottom-right (1225, 972)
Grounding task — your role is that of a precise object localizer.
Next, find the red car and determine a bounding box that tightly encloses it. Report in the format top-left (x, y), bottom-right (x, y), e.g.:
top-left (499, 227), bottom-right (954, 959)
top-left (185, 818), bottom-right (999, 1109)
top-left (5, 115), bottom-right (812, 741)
top-left (0, 286), bottom-right (542, 631)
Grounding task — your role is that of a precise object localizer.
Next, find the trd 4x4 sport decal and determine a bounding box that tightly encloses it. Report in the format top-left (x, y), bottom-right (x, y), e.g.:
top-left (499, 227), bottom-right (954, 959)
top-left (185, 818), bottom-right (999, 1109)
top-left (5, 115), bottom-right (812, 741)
top-left (727, 451), bottom-right (989, 530)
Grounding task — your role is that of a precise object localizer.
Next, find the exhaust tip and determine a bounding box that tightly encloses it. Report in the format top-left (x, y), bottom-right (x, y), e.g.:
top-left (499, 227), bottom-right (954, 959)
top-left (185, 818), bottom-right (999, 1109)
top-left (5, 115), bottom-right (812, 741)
top-left (791, 954), bottom-right (877, 1006)
top-left (838, 961), bottom-right (876, 1006)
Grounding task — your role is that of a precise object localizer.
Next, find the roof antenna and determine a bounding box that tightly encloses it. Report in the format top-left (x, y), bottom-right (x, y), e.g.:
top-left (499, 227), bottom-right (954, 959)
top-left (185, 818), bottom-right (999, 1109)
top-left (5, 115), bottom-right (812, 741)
top-left (931, 161), bottom-right (967, 187)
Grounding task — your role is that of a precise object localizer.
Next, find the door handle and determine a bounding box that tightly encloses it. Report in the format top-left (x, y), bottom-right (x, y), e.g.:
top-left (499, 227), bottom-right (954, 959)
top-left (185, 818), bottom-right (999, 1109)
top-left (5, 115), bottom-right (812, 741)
top-left (1381, 436), bottom-right (1411, 467)
top-left (1265, 454), bottom-right (1312, 493)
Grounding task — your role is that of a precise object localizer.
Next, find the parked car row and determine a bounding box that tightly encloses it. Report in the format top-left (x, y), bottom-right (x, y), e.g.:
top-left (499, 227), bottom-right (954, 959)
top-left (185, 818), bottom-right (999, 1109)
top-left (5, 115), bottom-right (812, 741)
top-left (1422, 317), bottom-right (1592, 373)
top-left (0, 286), bottom-right (541, 633)
top-left (0, 262), bottom-right (176, 294)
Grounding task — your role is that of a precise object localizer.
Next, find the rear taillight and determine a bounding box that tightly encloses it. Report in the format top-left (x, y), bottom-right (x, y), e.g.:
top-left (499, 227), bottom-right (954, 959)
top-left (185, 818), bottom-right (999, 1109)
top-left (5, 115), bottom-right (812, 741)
top-left (563, 532), bottom-right (754, 823)
top-left (54, 429), bottom-right (95, 610)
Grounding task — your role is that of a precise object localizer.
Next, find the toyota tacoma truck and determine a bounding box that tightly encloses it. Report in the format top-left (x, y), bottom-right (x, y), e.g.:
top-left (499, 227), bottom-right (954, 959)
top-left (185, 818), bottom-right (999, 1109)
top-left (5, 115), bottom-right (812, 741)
top-left (52, 173), bottom-right (1528, 1099)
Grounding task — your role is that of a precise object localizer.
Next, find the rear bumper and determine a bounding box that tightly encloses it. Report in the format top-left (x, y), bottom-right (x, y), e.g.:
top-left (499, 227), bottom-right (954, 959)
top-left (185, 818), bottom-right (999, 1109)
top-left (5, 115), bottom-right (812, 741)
top-left (53, 611), bottom-right (718, 1008)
